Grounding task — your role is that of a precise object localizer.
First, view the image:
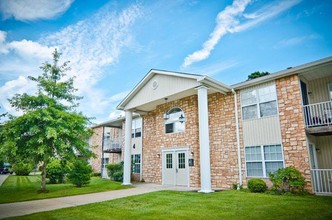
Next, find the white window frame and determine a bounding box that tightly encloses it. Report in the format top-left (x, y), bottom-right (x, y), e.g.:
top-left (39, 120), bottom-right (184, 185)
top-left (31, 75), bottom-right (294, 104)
top-left (102, 157), bottom-right (109, 169)
top-left (165, 107), bottom-right (185, 134)
top-left (131, 154), bottom-right (141, 174)
top-left (131, 118), bottom-right (142, 138)
top-left (245, 144), bottom-right (285, 178)
top-left (241, 83), bottom-right (278, 120)
top-left (328, 83), bottom-right (332, 101)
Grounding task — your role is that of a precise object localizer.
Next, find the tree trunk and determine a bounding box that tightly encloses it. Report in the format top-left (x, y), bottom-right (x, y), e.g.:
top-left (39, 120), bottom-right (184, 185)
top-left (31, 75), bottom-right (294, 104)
top-left (40, 160), bottom-right (47, 192)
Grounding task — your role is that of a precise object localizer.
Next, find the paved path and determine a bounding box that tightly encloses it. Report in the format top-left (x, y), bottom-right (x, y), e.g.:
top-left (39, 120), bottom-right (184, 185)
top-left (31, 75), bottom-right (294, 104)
top-left (0, 175), bottom-right (9, 186)
top-left (0, 183), bottom-right (193, 219)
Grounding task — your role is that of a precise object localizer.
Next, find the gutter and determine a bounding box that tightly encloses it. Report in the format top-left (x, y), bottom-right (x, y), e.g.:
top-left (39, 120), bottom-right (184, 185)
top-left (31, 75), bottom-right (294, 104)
top-left (232, 89), bottom-right (242, 189)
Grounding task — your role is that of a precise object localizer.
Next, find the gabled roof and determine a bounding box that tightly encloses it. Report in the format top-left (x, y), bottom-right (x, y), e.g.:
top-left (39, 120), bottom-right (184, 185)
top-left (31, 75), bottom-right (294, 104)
top-left (117, 69), bottom-right (231, 110)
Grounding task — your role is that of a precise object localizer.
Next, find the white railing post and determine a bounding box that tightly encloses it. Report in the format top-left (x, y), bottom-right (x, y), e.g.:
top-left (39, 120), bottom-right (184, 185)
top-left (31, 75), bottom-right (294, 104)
top-left (311, 169), bottom-right (332, 194)
top-left (303, 101), bottom-right (332, 127)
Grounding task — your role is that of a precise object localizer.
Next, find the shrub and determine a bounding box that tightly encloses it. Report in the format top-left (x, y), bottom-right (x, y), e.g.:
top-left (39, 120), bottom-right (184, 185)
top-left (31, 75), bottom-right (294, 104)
top-left (106, 161), bottom-right (124, 182)
top-left (67, 160), bottom-right (92, 187)
top-left (46, 158), bottom-right (69, 184)
top-left (248, 178), bottom-right (267, 193)
top-left (269, 166), bottom-right (305, 192)
top-left (12, 162), bottom-right (34, 176)
top-left (92, 172), bottom-right (101, 177)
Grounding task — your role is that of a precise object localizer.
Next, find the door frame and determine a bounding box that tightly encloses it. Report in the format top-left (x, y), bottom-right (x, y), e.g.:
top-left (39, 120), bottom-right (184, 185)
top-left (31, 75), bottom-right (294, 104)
top-left (161, 146), bottom-right (190, 187)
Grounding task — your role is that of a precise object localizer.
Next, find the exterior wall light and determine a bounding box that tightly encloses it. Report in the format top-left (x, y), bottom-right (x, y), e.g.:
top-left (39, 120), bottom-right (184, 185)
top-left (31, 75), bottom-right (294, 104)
top-left (179, 114), bottom-right (185, 123)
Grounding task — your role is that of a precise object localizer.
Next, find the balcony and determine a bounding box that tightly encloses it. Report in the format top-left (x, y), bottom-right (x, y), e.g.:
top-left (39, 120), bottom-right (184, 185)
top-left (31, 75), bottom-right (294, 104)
top-left (303, 101), bottom-right (332, 135)
top-left (103, 138), bottom-right (122, 153)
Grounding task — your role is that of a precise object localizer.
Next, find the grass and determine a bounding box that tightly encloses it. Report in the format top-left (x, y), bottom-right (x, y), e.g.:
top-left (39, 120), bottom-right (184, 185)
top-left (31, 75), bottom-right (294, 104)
top-left (7, 190), bottom-right (332, 220)
top-left (0, 175), bottom-right (130, 204)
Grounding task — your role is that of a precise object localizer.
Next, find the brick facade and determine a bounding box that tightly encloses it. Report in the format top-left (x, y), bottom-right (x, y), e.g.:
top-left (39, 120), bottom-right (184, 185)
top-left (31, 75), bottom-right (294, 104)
top-left (92, 73), bottom-right (315, 192)
top-left (90, 126), bottom-right (103, 172)
top-left (142, 95), bottom-right (200, 186)
top-left (209, 92), bottom-right (239, 188)
top-left (276, 74), bottom-right (312, 190)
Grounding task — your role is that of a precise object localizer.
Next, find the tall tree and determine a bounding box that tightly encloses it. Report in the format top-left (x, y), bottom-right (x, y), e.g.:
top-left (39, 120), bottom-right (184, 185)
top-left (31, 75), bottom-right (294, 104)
top-left (247, 71), bottom-right (270, 80)
top-left (0, 49), bottom-right (93, 192)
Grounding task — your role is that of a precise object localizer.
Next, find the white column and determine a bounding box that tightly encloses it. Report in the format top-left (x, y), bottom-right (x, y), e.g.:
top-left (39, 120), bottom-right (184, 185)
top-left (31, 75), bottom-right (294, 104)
top-left (123, 110), bottom-right (132, 185)
top-left (197, 86), bottom-right (213, 193)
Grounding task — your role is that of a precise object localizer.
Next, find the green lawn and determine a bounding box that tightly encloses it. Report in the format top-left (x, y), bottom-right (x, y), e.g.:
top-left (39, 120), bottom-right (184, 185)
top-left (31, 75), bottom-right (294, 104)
top-left (8, 190), bottom-right (332, 220)
top-left (0, 175), bottom-right (130, 204)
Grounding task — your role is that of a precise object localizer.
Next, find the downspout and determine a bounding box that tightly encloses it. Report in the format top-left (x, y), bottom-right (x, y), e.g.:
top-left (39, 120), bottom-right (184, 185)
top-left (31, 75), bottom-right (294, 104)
top-left (232, 89), bottom-right (242, 189)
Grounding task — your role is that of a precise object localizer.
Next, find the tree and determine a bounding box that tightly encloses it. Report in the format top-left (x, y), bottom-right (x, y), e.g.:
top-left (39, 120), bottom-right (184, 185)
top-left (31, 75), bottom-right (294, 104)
top-left (247, 71), bottom-right (270, 80)
top-left (0, 49), bottom-right (93, 192)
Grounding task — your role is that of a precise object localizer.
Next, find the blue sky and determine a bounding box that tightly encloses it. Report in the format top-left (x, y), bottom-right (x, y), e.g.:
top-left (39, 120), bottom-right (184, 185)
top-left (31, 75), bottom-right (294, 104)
top-left (0, 0), bottom-right (331, 123)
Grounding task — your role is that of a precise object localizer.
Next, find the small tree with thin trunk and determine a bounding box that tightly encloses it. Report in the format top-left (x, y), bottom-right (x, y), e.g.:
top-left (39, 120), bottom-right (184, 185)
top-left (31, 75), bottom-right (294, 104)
top-left (0, 49), bottom-right (93, 192)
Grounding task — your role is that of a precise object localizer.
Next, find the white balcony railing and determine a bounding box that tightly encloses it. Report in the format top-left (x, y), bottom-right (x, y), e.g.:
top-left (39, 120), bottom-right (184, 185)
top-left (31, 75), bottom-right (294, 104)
top-left (303, 101), bottom-right (332, 127)
top-left (103, 137), bottom-right (122, 152)
top-left (311, 169), bottom-right (332, 194)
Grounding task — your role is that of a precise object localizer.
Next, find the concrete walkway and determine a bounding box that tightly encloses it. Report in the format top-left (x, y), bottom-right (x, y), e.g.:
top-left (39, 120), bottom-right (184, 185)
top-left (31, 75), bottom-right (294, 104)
top-left (0, 183), bottom-right (194, 219)
top-left (0, 175), bottom-right (9, 186)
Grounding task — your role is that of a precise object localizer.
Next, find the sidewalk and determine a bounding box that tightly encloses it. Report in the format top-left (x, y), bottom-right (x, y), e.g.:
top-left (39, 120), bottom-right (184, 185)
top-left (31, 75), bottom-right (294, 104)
top-left (0, 183), bottom-right (193, 219)
top-left (0, 175), bottom-right (9, 186)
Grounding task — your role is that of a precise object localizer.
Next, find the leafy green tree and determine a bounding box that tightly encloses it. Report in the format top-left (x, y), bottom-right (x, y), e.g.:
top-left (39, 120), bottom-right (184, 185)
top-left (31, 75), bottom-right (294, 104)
top-left (0, 49), bottom-right (93, 192)
top-left (247, 71), bottom-right (270, 80)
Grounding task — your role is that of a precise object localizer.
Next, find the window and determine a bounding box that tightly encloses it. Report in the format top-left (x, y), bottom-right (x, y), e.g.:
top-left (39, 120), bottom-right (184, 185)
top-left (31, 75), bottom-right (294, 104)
top-left (166, 153), bottom-right (172, 169)
top-left (329, 83), bottom-right (332, 101)
top-left (245, 144), bottom-right (284, 177)
top-left (241, 84), bottom-right (278, 120)
top-left (131, 154), bottom-right (141, 173)
top-left (102, 158), bottom-right (109, 169)
top-left (178, 153), bottom-right (186, 169)
top-left (165, 108), bottom-right (185, 134)
top-left (131, 118), bottom-right (142, 138)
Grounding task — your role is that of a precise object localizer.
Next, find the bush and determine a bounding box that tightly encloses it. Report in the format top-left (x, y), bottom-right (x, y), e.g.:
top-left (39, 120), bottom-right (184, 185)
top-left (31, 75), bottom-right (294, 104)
top-left (46, 158), bottom-right (69, 184)
top-left (269, 166), bottom-right (305, 192)
top-left (248, 178), bottom-right (268, 193)
top-left (106, 161), bottom-right (123, 182)
top-left (67, 160), bottom-right (92, 187)
top-left (12, 162), bottom-right (34, 176)
top-left (92, 172), bottom-right (101, 177)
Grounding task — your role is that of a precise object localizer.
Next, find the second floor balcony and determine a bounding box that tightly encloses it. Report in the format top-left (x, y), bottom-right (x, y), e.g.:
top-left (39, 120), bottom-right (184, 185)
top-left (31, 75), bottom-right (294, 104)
top-left (303, 101), bottom-right (332, 135)
top-left (103, 138), bottom-right (122, 153)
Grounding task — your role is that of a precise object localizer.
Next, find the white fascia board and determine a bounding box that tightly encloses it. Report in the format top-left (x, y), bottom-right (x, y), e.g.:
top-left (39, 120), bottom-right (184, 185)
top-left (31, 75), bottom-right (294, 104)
top-left (232, 56), bottom-right (332, 90)
top-left (197, 76), bottom-right (231, 94)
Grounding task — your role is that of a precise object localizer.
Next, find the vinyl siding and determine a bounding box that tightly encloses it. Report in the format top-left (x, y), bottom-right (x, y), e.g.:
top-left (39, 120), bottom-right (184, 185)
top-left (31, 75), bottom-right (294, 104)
top-left (307, 76), bottom-right (332, 104)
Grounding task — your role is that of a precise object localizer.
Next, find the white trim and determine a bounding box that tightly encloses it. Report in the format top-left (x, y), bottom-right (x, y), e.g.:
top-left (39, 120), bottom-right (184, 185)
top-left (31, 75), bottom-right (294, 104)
top-left (244, 144), bottom-right (285, 178)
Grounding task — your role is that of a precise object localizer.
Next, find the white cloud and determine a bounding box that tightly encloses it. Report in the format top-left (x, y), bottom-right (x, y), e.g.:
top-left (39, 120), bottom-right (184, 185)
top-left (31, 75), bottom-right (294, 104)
top-left (0, 76), bottom-right (37, 116)
top-left (189, 60), bottom-right (238, 77)
top-left (0, 30), bottom-right (8, 53)
top-left (276, 34), bottom-right (321, 48)
top-left (8, 40), bottom-right (55, 60)
top-left (0, 3), bottom-right (142, 122)
top-left (108, 110), bottom-right (125, 120)
top-left (0, 0), bottom-right (74, 21)
top-left (182, 0), bottom-right (301, 67)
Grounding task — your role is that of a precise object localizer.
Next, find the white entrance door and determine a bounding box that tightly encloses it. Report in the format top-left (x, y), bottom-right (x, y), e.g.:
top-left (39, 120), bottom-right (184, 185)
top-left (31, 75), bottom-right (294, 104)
top-left (309, 142), bottom-right (320, 192)
top-left (162, 149), bottom-right (189, 186)
top-left (309, 143), bottom-right (318, 169)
